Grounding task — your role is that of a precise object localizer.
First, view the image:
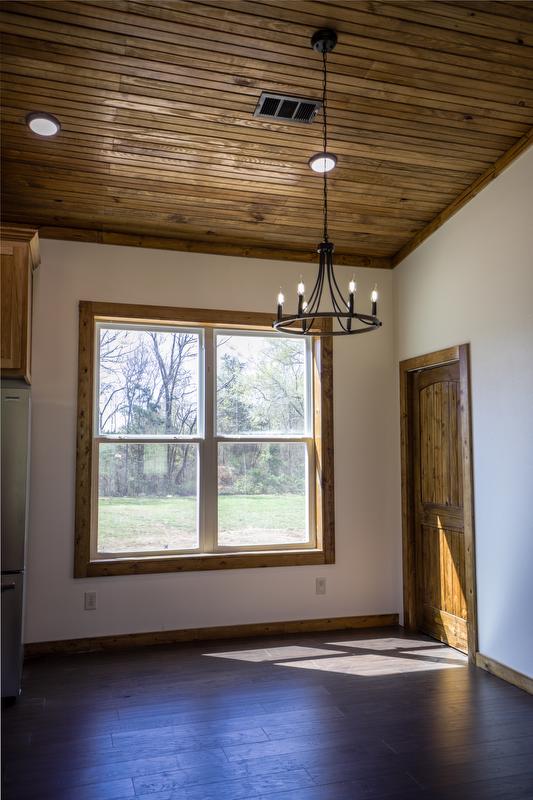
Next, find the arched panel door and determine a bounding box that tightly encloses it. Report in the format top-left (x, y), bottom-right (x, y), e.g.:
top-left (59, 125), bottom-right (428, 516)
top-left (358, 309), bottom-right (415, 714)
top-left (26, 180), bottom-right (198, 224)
top-left (413, 362), bottom-right (468, 652)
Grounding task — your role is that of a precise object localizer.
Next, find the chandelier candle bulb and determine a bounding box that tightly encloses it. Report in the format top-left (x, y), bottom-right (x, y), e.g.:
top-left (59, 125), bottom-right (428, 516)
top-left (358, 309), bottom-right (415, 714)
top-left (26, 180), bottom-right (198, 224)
top-left (297, 278), bottom-right (305, 317)
top-left (348, 277), bottom-right (356, 315)
top-left (371, 285), bottom-right (379, 317)
top-left (277, 290), bottom-right (285, 322)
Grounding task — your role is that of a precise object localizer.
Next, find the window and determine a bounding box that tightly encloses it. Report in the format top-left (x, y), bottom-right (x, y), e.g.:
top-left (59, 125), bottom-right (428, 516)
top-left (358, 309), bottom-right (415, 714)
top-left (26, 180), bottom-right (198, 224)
top-left (95, 324), bottom-right (201, 557)
top-left (75, 302), bottom-right (334, 576)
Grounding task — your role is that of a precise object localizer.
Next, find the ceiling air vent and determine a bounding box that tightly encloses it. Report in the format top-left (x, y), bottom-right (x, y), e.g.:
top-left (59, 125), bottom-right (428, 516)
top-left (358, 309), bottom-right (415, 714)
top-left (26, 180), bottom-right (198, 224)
top-left (254, 92), bottom-right (321, 124)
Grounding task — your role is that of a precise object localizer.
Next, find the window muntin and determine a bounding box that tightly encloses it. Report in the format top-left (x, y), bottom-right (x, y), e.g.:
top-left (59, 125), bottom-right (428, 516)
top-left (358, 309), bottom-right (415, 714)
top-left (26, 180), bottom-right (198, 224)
top-left (92, 323), bottom-right (314, 558)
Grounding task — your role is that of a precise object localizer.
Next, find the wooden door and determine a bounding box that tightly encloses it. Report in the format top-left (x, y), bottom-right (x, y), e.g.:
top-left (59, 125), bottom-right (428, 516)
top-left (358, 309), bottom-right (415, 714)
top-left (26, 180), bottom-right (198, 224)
top-left (412, 362), bottom-right (468, 652)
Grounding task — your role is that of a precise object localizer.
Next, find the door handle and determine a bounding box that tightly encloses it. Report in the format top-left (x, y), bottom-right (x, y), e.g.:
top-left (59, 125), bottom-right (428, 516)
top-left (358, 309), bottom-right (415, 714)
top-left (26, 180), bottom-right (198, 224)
top-left (1, 583), bottom-right (16, 592)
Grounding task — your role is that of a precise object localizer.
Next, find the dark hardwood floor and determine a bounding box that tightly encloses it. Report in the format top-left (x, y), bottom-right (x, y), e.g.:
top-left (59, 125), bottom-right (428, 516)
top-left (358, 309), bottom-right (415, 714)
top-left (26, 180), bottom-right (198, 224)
top-left (2, 627), bottom-right (533, 800)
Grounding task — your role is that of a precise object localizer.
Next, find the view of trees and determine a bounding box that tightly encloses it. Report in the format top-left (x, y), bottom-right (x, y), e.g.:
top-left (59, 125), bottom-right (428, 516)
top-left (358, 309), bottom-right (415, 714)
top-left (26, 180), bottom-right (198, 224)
top-left (217, 335), bottom-right (306, 435)
top-left (217, 335), bottom-right (307, 496)
top-left (97, 327), bottom-right (308, 499)
top-left (98, 326), bottom-right (199, 436)
top-left (98, 327), bottom-right (199, 498)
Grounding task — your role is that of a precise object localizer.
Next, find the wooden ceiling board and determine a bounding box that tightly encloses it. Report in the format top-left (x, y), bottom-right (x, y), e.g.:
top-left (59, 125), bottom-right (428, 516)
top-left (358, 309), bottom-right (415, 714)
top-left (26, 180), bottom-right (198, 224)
top-left (1, 0), bottom-right (532, 267)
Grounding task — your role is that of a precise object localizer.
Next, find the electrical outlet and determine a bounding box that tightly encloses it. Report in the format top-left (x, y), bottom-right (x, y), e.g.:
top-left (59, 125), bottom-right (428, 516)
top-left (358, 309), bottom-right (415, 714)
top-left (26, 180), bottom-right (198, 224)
top-left (315, 577), bottom-right (326, 595)
top-left (84, 591), bottom-right (97, 611)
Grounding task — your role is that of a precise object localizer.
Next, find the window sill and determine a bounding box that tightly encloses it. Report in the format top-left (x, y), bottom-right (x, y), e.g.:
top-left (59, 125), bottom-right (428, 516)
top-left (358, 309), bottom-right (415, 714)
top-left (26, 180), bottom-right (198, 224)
top-left (77, 548), bottom-right (333, 577)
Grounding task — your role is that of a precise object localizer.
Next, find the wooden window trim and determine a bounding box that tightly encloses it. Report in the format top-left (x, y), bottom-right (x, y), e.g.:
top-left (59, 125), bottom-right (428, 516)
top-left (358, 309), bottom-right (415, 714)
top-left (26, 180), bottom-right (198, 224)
top-left (74, 301), bottom-right (334, 577)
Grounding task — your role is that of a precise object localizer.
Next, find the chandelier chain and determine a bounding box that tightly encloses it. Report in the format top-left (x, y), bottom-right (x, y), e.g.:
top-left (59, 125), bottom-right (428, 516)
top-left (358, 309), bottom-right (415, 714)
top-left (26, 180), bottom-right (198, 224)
top-left (322, 49), bottom-right (329, 242)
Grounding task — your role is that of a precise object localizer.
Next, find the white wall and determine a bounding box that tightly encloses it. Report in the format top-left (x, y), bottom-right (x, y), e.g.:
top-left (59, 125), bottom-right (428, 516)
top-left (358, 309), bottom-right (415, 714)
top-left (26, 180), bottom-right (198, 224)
top-left (26, 240), bottom-right (400, 642)
top-left (394, 147), bottom-right (533, 678)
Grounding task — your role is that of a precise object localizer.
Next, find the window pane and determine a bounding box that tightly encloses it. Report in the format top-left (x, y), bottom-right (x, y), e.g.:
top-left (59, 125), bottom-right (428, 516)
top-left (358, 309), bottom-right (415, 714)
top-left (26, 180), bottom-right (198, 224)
top-left (216, 334), bottom-right (307, 435)
top-left (98, 326), bottom-right (199, 436)
top-left (97, 443), bottom-right (198, 553)
top-left (218, 443), bottom-right (308, 546)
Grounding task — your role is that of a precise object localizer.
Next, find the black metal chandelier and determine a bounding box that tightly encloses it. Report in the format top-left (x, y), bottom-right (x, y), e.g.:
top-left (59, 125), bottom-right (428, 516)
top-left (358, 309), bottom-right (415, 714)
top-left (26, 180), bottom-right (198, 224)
top-left (273, 29), bottom-right (382, 338)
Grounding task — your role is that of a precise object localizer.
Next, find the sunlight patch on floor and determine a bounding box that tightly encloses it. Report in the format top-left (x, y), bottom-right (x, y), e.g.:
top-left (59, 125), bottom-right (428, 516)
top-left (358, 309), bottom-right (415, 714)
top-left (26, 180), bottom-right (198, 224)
top-left (203, 645), bottom-right (346, 662)
top-left (401, 647), bottom-right (467, 662)
top-left (278, 653), bottom-right (466, 676)
top-left (325, 637), bottom-right (444, 651)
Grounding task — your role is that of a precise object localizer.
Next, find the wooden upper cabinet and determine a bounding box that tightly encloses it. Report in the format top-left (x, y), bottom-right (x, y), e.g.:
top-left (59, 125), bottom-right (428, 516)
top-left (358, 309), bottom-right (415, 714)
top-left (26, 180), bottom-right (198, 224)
top-left (1, 226), bottom-right (40, 383)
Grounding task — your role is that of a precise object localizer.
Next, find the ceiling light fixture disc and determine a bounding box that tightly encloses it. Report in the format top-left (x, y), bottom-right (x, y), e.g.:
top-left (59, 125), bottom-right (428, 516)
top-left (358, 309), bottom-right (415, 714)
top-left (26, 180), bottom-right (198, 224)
top-left (311, 29), bottom-right (337, 53)
top-left (25, 112), bottom-right (61, 137)
top-left (308, 152), bottom-right (337, 173)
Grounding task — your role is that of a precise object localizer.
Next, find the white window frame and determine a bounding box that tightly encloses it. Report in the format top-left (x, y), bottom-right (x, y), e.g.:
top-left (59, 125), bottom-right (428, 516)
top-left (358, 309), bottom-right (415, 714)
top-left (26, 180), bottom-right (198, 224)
top-left (90, 321), bottom-right (315, 559)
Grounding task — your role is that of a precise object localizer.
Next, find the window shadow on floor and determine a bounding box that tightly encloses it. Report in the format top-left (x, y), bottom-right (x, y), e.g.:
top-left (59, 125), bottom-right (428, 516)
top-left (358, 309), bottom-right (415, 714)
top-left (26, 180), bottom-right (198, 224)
top-left (203, 634), bottom-right (467, 677)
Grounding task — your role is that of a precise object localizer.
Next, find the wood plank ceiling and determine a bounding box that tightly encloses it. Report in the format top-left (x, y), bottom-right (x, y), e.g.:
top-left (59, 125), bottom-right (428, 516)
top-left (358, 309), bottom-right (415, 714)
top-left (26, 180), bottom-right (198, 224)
top-left (1, 0), bottom-right (533, 268)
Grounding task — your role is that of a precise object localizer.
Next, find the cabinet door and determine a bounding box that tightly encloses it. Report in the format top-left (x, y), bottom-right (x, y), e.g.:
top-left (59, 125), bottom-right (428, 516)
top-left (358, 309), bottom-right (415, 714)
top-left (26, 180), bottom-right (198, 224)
top-left (1, 244), bottom-right (32, 382)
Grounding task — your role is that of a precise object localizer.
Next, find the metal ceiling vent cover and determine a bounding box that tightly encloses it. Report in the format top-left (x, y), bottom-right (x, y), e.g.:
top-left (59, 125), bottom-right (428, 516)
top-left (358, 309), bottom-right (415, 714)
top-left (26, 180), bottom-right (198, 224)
top-left (254, 92), bottom-right (321, 123)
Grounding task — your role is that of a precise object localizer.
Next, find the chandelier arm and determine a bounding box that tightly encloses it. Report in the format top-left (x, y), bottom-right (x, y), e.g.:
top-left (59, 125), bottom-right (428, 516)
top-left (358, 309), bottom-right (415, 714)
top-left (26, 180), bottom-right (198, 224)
top-left (302, 251), bottom-right (323, 332)
top-left (325, 245), bottom-right (350, 316)
top-left (330, 260), bottom-right (351, 311)
top-left (328, 288), bottom-right (350, 332)
top-left (306, 251), bottom-right (324, 311)
top-left (308, 244), bottom-right (324, 311)
top-left (328, 271), bottom-right (346, 316)
top-left (325, 253), bottom-right (354, 333)
top-left (309, 267), bottom-right (324, 314)
top-left (325, 256), bottom-right (346, 317)
top-left (308, 250), bottom-right (326, 314)
top-left (315, 257), bottom-right (326, 311)
top-left (329, 286), bottom-right (345, 317)
top-left (334, 310), bottom-right (351, 334)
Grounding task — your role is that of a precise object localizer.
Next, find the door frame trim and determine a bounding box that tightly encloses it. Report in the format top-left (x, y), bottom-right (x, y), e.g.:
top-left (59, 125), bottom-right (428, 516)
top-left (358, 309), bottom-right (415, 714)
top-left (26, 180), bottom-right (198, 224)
top-left (399, 344), bottom-right (478, 661)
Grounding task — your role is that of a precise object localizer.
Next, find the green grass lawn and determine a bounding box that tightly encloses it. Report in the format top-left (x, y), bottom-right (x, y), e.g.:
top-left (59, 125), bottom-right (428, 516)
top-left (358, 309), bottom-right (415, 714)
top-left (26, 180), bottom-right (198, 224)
top-left (97, 494), bottom-right (306, 553)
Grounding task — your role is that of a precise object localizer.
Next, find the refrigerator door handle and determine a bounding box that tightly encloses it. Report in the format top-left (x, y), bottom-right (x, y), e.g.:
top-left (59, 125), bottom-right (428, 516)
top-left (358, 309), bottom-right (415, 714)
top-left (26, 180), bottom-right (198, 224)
top-left (1, 583), bottom-right (16, 592)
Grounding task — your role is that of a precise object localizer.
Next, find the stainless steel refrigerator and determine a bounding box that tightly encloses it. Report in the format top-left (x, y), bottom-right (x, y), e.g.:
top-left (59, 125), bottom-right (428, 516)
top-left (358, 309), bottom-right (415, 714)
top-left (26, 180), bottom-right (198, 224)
top-left (1, 381), bottom-right (31, 701)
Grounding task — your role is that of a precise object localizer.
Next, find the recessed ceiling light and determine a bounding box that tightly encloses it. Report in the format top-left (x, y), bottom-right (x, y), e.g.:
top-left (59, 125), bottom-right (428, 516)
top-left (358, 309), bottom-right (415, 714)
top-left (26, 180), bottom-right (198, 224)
top-left (308, 152), bottom-right (337, 173)
top-left (26, 112), bottom-right (61, 137)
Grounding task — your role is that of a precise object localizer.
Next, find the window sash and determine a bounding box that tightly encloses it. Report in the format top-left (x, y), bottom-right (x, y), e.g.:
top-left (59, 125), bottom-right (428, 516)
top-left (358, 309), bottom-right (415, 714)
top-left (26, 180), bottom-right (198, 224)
top-left (91, 322), bottom-right (315, 558)
top-left (214, 439), bottom-right (315, 553)
top-left (91, 437), bottom-right (315, 558)
top-left (94, 321), bottom-right (205, 439)
top-left (214, 328), bottom-right (312, 438)
top-left (90, 439), bottom-right (203, 560)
